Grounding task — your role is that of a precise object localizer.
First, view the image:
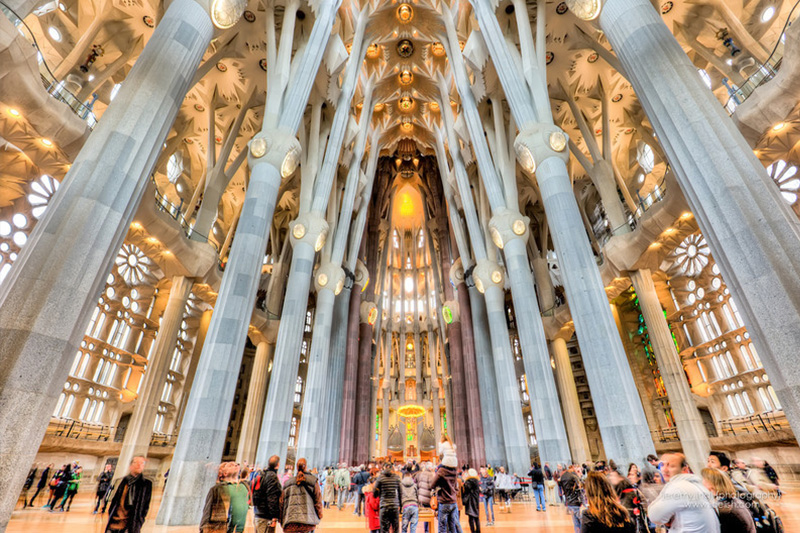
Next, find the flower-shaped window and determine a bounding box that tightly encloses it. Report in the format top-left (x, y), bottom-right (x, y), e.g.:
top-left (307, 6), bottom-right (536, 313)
top-left (766, 159), bottom-right (800, 205)
top-left (672, 233), bottom-right (710, 277)
top-left (28, 174), bottom-right (59, 219)
top-left (116, 244), bottom-right (152, 284)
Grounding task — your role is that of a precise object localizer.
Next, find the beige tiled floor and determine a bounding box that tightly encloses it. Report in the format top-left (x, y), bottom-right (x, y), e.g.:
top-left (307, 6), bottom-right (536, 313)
top-left (9, 488), bottom-right (799, 532)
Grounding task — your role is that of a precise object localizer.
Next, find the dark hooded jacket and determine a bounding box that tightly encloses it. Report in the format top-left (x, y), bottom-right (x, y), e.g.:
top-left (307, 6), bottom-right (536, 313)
top-left (105, 474), bottom-right (152, 533)
top-left (431, 465), bottom-right (458, 504)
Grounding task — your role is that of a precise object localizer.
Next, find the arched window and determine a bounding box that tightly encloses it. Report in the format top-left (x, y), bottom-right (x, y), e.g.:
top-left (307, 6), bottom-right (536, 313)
top-left (526, 414), bottom-right (536, 445)
top-left (519, 375), bottom-right (529, 403)
top-left (289, 416), bottom-right (298, 447)
top-left (167, 152), bottom-right (184, 184)
top-left (767, 386), bottom-right (782, 410)
top-left (725, 352), bottom-right (738, 375)
top-left (696, 360), bottom-right (707, 382)
top-left (741, 391), bottom-right (755, 414)
top-left (294, 377), bottom-right (303, 403)
top-left (726, 395), bottom-right (739, 417)
top-left (636, 142), bottom-right (655, 174)
top-left (53, 393), bottom-right (66, 417)
top-left (758, 388), bottom-right (773, 412)
top-left (734, 394), bottom-right (746, 416)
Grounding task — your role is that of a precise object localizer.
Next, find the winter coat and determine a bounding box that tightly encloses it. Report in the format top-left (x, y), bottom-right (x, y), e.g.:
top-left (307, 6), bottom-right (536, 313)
top-left (374, 470), bottom-right (401, 510)
top-left (528, 467), bottom-right (545, 487)
top-left (559, 471), bottom-right (583, 507)
top-left (400, 476), bottom-right (418, 507)
top-left (353, 470), bottom-right (370, 493)
top-left (37, 467), bottom-right (51, 489)
top-left (462, 478), bottom-right (481, 518)
top-left (417, 470), bottom-right (434, 506)
top-left (333, 468), bottom-right (351, 489)
top-left (717, 497), bottom-right (756, 533)
top-left (365, 491), bottom-right (380, 530)
top-left (648, 474), bottom-right (720, 533)
top-left (105, 474), bottom-right (152, 533)
top-left (96, 471), bottom-right (113, 496)
top-left (431, 465), bottom-right (458, 504)
top-left (252, 467), bottom-right (282, 520)
top-left (480, 475), bottom-right (495, 498)
top-left (323, 476), bottom-right (336, 504)
top-left (438, 441), bottom-right (458, 468)
top-left (200, 483), bottom-right (230, 533)
top-left (281, 474), bottom-right (323, 528)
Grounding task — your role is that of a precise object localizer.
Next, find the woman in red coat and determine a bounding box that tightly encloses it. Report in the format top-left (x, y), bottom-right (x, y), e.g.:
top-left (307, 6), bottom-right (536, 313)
top-left (363, 483), bottom-right (380, 532)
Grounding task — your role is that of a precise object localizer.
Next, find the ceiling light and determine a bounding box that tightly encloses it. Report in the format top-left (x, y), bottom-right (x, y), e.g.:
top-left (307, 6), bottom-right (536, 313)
top-left (564, 0), bottom-right (602, 20)
top-left (314, 229), bottom-right (327, 252)
top-left (281, 147), bottom-right (300, 178)
top-left (211, 0), bottom-right (247, 29)
top-left (366, 44), bottom-right (381, 59)
top-left (250, 136), bottom-right (267, 158)
top-left (491, 270), bottom-right (503, 284)
top-left (637, 173), bottom-right (645, 184)
top-left (399, 70), bottom-right (413, 86)
top-left (548, 131), bottom-right (567, 152)
top-left (681, 212), bottom-right (693, 219)
top-left (41, 138), bottom-right (53, 147)
top-left (176, 183), bottom-right (183, 193)
top-left (292, 223), bottom-right (306, 240)
top-left (8, 108), bottom-right (20, 117)
top-left (374, 103), bottom-right (385, 112)
top-left (317, 273), bottom-right (329, 287)
top-left (512, 219), bottom-right (527, 235)
top-left (401, 122), bottom-right (413, 132)
top-left (48, 26), bottom-right (62, 41)
top-left (396, 3), bottom-right (413, 23)
top-left (761, 6), bottom-right (775, 22)
top-left (429, 101), bottom-right (440, 112)
top-left (515, 143), bottom-right (536, 174)
top-left (431, 42), bottom-right (445, 57)
top-left (772, 122), bottom-right (786, 132)
top-left (130, 222), bottom-right (142, 230)
top-left (649, 242), bottom-right (660, 249)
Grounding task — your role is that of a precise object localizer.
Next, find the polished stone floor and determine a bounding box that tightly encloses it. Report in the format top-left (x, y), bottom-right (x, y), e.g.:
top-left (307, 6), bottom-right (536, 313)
top-left (9, 488), bottom-right (800, 532)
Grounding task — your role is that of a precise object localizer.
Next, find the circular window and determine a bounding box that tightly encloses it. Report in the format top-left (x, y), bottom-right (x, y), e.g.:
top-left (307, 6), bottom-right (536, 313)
top-left (106, 287), bottom-right (116, 299)
top-left (122, 296), bottom-right (131, 308)
top-left (687, 280), bottom-right (696, 291)
top-left (735, 335), bottom-right (742, 342)
top-left (711, 277), bottom-right (722, 290)
top-left (696, 288), bottom-right (705, 299)
top-left (13, 232), bottom-right (27, 246)
top-left (687, 294), bottom-right (696, 305)
top-left (0, 221), bottom-right (11, 237)
top-left (12, 214), bottom-right (27, 228)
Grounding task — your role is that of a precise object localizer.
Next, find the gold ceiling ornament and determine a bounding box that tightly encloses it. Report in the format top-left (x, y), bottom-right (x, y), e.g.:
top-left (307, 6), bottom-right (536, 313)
top-left (399, 96), bottom-right (414, 112)
top-left (397, 404), bottom-right (426, 418)
top-left (366, 43), bottom-right (381, 59)
top-left (431, 42), bottom-right (445, 57)
top-left (429, 101), bottom-right (440, 112)
top-left (397, 3), bottom-right (414, 23)
top-left (399, 70), bottom-right (414, 86)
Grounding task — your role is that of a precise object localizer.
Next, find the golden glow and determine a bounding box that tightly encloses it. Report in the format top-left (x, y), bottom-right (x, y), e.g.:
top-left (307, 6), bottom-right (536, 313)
top-left (147, 237), bottom-right (160, 245)
top-left (130, 222), bottom-right (143, 230)
top-left (772, 122), bottom-right (786, 132)
top-left (8, 108), bottom-right (20, 117)
top-left (664, 227), bottom-right (675, 234)
top-left (374, 102), bottom-right (385, 112)
top-left (429, 101), bottom-right (440, 112)
top-left (649, 242), bottom-right (661, 249)
top-left (398, 192), bottom-right (416, 217)
top-left (406, 341), bottom-right (414, 350)
top-left (392, 185), bottom-right (423, 229)
top-left (399, 96), bottom-right (413, 112)
top-left (163, 250), bottom-right (172, 256)
top-left (41, 138), bottom-right (53, 147)
top-left (431, 42), bottom-right (445, 57)
top-left (397, 404), bottom-right (426, 418)
top-left (401, 122), bottom-right (413, 132)
top-left (397, 3), bottom-right (414, 23)
top-left (366, 44), bottom-right (381, 59)
top-left (681, 212), bottom-right (693, 219)
top-left (399, 70), bottom-right (413, 85)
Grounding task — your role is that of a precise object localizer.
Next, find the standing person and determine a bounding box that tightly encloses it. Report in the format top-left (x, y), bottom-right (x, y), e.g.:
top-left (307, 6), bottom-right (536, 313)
top-left (280, 458), bottom-right (323, 533)
top-left (627, 464), bottom-right (641, 487)
top-left (417, 463), bottom-right (435, 533)
top-left (438, 435), bottom-right (458, 468)
top-left (56, 464), bottom-right (82, 512)
top-left (479, 467), bottom-right (495, 526)
top-left (199, 462), bottom-right (249, 533)
top-left (105, 456), bottom-right (152, 533)
top-left (528, 463), bottom-right (546, 512)
top-left (323, 467), bottom-right (335, 509)
top-left (609, 471), bottom-right (648, 533)
top-left (20, 466), bottom-right (36, 509)
top-left (94, 464), bottom-right (114, 514)
top-left (374, 464), bottom-right (402, 533)
top-left (642, 455), bottom-right (663, 485)
top-left (48, 464), bottom-right (71, 511)
top-left (700, 468), bottom-right (756, 533)
top-left (580, 472), bottom-right (635, 533)
top-left (494, 467), bottom-right (513, 513)
top-left (431, 462), bottom-right (463, 533)
top-left (462, 469), bottom-right (481, 533)
top-left (364, 483), bottom-right (380, 533)
top-left (543, 463), bottom-right (558, 507)
top-left (353, 465), bottom-right (371, 517)
top-left (252, 455), bottom-right (283, 533)
top-left (282, 465), bottom-right (294, 486)
top-left (28, 463), bottom-right (51, 507)
top-left (560, 464), bottom-right (583, 533)
top-left (400, 470), bottom-right (419, 533)
top-left (334, 463), bottom-right (351, 510)
top-left (648, 453), bottom-right (720, 533)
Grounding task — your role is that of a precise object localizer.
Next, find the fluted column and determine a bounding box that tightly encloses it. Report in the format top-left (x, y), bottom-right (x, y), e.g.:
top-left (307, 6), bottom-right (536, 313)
top-left (340, 280), bottom-right (363, 465)
top-left (550, 338), bottom-right (592, 464)
top-left (456, 280), bottom-right (485, 467)
top-left (236, 341), bottom-right (274, 466)
top-left (0, 1), bottom-right (213, 526)
top-left (630, 270), bottom-right (710, 473)
top-left (354, 317), bottom-right (373, 464)
top-left (599, 0), bottom-right (800, 443)
top-left (117, 276), bottom-right (193, 476)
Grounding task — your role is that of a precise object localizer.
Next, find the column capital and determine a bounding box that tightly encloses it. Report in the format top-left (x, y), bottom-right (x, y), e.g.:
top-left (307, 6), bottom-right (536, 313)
top-left (449, 257), bottom-right (465, 286)
top-left (360, 301), bottom-right (377, 324)
top-left (314, 261), bottom-right (346, 295)
top-left (472, 258), bottom-right (505, 294)
top-left (248, 128), bottom-right (301, 178)
top-left (488, 208), bottom-right (530, 250)
top-left (290, 211), bottom-right (329, 251)
top-left (442, 300), bottom-right (460, 324)
top-left (514, 123), bottom-right (569, 174)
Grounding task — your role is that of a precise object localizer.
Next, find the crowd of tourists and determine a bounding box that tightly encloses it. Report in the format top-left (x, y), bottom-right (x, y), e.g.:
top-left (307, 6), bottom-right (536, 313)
top-left (15, 437), bottom-right (787, 533)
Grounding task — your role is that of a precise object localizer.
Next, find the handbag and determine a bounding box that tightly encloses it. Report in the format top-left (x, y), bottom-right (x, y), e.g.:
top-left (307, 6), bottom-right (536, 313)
top-left (430, 490), bottom-right (438, 511)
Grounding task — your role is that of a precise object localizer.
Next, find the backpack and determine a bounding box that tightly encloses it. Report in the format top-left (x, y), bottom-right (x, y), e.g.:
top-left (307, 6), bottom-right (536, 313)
top-left (732, 482), bottom-right (783, 533)
top-left (621, 487), bottom-right (649, 533)
top-left (251, 470), bottom-right (267, 510)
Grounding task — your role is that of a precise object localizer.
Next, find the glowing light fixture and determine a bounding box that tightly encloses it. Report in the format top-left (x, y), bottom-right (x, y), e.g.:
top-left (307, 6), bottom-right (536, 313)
top-left (491, 270), bottom-right (503, 284)
top-left (429, 101), bottom-right (440, 112)
top-left (489, 226), bottom-right (504, 250)
top-left (512, 219), bottom-right (527, 236)
top-left (772, 122), bottom-right (786, 132)
top-left (211, 0), bottom-right (247, 29)
top-left (292, 223), bottom-right (306, 240)
top-left (48, 26), bottom-right (62, 41)
top-left (366, 44), bottom-right (381, 59)
top-left (397, 3), bottom-right (414, 23)
top-left (442, 305), bottom-right (454, 324)
top-left (250, 137), bottom-right (267, 158)
top-left (8, 108), bottom-right (20, 117)
top-left (549, 131), bottom-right (567, 152)
top-left (761, 6), bottom-right (775, 22)
top-left (399, 96), bottom-right (413, 112)
top-left (374, 102), bottom-right (385, 112)
top-left (367, 307), bottom-right (378, 325)
top-left (317, 273), bottom-right (329, 287)
top-left (314, 229), bottom-right (327, 252)
top-left (41, 138), bottom-right (53, 147)
top-left (564, 0), bottom-right (602, 20)
top-left (474, 277), bottom-right (485, 294)
top-left (406, 341), bottom-right (414, 350)
top-left (397, 404), bottom-right (426, 418)
top-left (399, 70), bottom-right (413, 85)
top-left (401, 122), bottom-right (413, 132)
top-left (431, 42), bottom-right (445, 57)
top-left (335, 277), bottom-right (345, 295)
top-left (515, 143), bottom-right (535, 173)
top-left (281, 147), bottom-right (300, 178)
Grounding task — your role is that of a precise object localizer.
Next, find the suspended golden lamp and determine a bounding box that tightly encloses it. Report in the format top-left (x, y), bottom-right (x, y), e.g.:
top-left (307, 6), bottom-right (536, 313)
top-left (399, 70), bottom-right (413, 86)
top-left (399, 96), bottom-right (414, 112)
top-left (366, 43), bottom-right (381, 59)
top-left (397, 404), bottom-right (426, 418)
top-left (397, 3), bottom-right (414, 23)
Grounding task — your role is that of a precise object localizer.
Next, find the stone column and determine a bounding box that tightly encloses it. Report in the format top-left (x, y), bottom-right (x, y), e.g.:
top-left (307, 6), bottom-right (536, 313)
top-left (324, 286), bottom-right (352, 465)
top-left (630, 270), bottom-right (710, 473)
top-left (236, 340), bottom-right (274, 466)
top-left (0, 1), bottom-right (212, 526)
top-left (340, 281), bottom-right (364, 465)
top-left (117, 276), bottom-right (193, 476)
top-left (550, 338), bottom-right (592, 464)
top-left (354, 314), bottom-right (374, 465)
top-left (456, 277), bottom-right (486, 467)
top-left (599, 0), bottom-right (800, 443)
top-left (444, 307), bottom-right (469, 462)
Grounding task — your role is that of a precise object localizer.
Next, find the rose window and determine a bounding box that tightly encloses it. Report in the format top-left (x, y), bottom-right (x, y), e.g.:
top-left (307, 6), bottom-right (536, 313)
top-left (116, 244), bottom-right (151, 284)
top-left (28, 174), bottom-right (59, 219)
top-left (766, 159), bottom-right (800, 205)
top-left (672, 233), bottom-right (710, 277)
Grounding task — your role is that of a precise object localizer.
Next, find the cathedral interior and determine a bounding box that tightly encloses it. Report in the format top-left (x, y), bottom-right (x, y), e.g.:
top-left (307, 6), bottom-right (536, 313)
top-left (3, 0), bottom-right (800, 528)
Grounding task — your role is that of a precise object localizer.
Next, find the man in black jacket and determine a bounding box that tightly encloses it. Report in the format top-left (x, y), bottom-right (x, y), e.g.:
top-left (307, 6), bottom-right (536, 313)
top-left (28, 463), bottom-right (52, 507)
top-left (374, 463), bottom-right (402, 533)
top-left (252, 455), bottom-right (283, 533)
top-left (352, 465), bottom-right (370, 517)
top-left (105, 457), bottom-right (152, 533)
top-left (559, 464), bottom-right (583, 533)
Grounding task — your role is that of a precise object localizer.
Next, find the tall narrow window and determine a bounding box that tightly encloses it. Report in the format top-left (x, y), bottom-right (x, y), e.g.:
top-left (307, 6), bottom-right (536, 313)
top-left (767, 386), bottom-right (782, 410)
top-left (728, 298), bottom-right (744, 328)
top-left (724, 352), bottom-right (738, 375)
top-left (741, 391), bottom-right (755, 414)
top-left (696, 360), bottom-right (707, 382)
top-left (758, 388), bottom-right (773, 412)
top-left (726, 395), bottom-right (738, 417)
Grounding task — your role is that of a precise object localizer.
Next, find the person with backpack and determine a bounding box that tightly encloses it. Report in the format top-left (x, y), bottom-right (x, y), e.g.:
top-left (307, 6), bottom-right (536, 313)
top-left (334, 463), bottom-right (351, 510)
top-left (252, 455), bottom-right (283, 533)
top-left (364, 482), bottom-right (380, 533)
top-left (353, 465), bottom-right (370, 517)
top-left (400, 470), bottom-right (419, 533)
top-left (609, 470), bottom-right (649, 533)
top-left (701, 468), bottom-right (755, 533)
top-left (559, 464), bottom-right (584, 533)
top-left (462, 469), bottom-right (481, 533)
top-left (280, 458), bottom-right (322, 533)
